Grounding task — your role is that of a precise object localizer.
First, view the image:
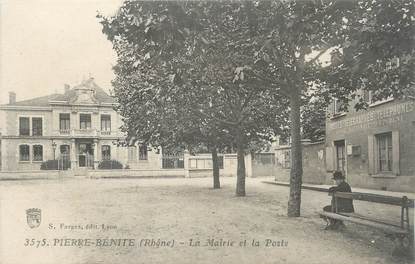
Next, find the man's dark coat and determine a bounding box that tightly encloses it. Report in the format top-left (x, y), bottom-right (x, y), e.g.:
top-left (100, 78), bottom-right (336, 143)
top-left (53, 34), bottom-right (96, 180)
top-left (328, 181), bottom-right (354, 213)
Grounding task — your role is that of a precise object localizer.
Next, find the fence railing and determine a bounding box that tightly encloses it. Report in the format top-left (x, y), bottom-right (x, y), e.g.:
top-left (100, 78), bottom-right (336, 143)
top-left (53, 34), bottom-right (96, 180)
top-left (162, 156), bottom-right (184, 169)
top-left (188, 155), bottom-right (224, 169)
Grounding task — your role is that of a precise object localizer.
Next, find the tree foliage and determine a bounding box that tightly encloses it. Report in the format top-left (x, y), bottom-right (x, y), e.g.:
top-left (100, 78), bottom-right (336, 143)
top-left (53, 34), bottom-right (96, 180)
top-left (99, 1), bottom-right (289, 195)
top-left (99, 0), bottom-right (414, 211)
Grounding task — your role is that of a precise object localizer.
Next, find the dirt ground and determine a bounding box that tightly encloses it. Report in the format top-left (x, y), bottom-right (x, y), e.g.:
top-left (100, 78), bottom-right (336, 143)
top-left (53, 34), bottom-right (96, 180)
top-left (0, 177), bottom-right (413, 264)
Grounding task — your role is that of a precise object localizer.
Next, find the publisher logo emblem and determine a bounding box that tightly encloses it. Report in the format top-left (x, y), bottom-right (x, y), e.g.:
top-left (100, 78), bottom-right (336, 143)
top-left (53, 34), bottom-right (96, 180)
top-left (26, 208), bottom-right (41, 228)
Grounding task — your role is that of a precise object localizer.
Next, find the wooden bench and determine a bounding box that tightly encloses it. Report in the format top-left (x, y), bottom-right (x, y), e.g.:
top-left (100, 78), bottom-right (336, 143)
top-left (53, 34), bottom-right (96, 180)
top-left (319, 191), bottom-right (414, 255)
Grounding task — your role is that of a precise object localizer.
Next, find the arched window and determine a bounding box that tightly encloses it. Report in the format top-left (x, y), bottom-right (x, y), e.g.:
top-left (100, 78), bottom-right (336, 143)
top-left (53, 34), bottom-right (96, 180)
top-left (33, 145), bottom-right (43, 161)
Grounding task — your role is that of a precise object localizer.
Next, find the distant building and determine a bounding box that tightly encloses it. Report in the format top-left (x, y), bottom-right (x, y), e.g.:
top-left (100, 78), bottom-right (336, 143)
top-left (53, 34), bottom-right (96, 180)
top-left (274, 93), bottom-right (415, 192)
top-left (324, 93), bottom-right (415, 192)
top-left (0, 78), bottom-right (160, 173)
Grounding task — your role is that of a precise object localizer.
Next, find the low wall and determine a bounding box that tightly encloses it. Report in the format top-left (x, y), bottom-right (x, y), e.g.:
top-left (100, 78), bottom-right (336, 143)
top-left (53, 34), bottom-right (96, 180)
top-left (188, 169), bottom-right (212, 178)
top-left (0, 170), bottom-right (73, 180)
top-left (88, 169), bottom-right (185, 179)
top-left (187, 169), bottom-right (230, 178)
top-left (274, 141), bottom-right (326, 184)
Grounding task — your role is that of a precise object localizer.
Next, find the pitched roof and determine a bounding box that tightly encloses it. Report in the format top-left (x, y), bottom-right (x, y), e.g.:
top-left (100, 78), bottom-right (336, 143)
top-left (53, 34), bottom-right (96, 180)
top-left (12, 94), bottom-right (62, 107)
top-left (7, 78), bottom-right (114, 107)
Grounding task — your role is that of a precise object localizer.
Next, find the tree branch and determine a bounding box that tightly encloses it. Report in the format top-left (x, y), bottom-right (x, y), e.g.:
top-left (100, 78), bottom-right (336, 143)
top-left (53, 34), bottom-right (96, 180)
top-left (306, 47), bottom-right (331, 66)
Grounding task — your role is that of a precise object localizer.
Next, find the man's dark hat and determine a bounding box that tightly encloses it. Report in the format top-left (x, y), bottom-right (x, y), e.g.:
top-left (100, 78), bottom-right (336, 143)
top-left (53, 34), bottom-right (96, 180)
top-left (332, 171), bottom-right (345, 180)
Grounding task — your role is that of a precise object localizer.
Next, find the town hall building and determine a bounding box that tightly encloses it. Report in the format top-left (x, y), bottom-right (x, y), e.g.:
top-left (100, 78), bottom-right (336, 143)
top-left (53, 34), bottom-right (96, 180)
top-left (0, 78), bottom-right (160, 173)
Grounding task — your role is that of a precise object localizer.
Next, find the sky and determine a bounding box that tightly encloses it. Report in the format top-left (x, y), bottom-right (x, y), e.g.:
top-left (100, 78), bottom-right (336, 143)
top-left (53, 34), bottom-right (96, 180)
top-left (0, 0), bottom-right (124, 104)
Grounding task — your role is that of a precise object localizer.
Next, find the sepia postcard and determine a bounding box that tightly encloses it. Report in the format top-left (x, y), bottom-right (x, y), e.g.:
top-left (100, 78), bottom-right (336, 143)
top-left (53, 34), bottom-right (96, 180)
top-left (0, 1), bottom-right (414, 263)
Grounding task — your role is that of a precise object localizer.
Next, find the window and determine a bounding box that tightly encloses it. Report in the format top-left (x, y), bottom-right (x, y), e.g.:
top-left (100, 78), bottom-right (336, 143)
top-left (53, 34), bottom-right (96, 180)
top-left (80, 114), bottom-right (91, 129)
top-left (33, 145), bottom-right (43, 161)
top-left (333, 98), bottom-right (346, 116)
top-left (19, 145), bottom-right (30, 161)
top-left (376, 133), bottom-right (393, 172)
top-left (366, 91), bottom-right (394, 106)
top-left (32, 118), bottom-right (42, 136)
top-left (101, 145), bottom-right (111, 160)
top-left (128, 146), bottom-right (137, 162)
top-left (19, 117), bottom-right (30, 136)
top-left (139, 145), bottom-right (148, 160)
top-left (59, 113), bottom-right (70, 131)
top-left (101, 115), bottom-right (111, 131)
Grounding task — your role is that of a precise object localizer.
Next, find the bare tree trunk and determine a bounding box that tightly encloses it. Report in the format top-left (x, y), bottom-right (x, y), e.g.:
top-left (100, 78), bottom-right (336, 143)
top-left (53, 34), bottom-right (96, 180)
top-left (236, 129), bottom-right (246, 196)
top-left (287, 88), bottom-right (303, 217)
top-left (211, 146), bottom-right (220, 189)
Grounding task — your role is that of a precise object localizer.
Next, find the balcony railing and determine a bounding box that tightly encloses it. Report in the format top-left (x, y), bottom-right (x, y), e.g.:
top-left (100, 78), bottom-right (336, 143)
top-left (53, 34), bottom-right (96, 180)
top-left (54, 129), bottom-right (120, 137)
top-left (59, 129), bottom-right (70, 135)
top-left (73, 129), bottom-right (97, 137)
top-left (100, 130), bottom-right (112, 136)
top-left (19, 129), bottom-right (30, 136)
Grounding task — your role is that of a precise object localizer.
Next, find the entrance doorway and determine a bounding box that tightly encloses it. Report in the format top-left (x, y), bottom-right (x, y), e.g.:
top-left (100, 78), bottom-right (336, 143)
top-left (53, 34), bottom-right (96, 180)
top-left (334, 140), bottom-right (346, 176)
top-left (78, 143), bottom-right (93, 168)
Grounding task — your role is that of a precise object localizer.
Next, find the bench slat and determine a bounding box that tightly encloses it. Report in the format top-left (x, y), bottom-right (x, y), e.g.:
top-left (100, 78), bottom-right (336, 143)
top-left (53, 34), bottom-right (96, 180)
top-left (320, 211), bottom-right (409, 235)
top-left (339, 212), bottom-right (404, 228)
top-left (329, 192), bottom-right (414, 208)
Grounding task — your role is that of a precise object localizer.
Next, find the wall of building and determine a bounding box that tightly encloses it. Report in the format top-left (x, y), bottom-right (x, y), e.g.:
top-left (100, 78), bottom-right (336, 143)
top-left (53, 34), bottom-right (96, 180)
top-left (251, 153), bottom-right (277, 177)
top-left (325, 99), bottom-right (415, 192)
top-left (3, 109), bottom-right (52, 136)
top-left (1, 138), bottom-right (54, 171)
top-left (274, 142), bottom-right (326, 184)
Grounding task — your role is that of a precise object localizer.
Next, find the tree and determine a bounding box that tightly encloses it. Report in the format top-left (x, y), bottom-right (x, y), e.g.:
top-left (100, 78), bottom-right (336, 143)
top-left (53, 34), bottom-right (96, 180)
top-left (99, 1), bottom-right (289, 195)
top-left (241, 0), bottom-right (353, 216)
top-left (301, 95), bottom-right (327, 142)
top-left (251, 0), bottom-right (414, 216)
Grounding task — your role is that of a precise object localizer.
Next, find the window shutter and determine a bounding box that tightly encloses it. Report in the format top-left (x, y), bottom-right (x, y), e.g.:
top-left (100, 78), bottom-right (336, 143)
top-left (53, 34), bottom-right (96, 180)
top-left (325, 146), bottom-right (334, 171)
top-left (367, 135), bottom-right (375, 175)
top-left (392, 131), bottom-right (400, 175)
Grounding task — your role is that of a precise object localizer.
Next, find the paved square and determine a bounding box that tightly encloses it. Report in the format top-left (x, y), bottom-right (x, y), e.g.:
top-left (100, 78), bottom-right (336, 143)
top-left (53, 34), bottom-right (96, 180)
top-left (0, 177), bottom-right (411, 264)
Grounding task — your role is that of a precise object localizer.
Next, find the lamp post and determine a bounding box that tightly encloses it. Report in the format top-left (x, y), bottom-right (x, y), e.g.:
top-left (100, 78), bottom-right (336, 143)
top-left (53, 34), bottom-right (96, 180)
top-left (52, 141), bottom-right (57, 160)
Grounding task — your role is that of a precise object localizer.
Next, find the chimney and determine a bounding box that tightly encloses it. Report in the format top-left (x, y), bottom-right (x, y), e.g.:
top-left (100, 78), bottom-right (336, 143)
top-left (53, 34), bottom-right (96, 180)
top-left (64, 84), bottom-right (70, 94)
top-left (9, 92), bottom-right (16, 104)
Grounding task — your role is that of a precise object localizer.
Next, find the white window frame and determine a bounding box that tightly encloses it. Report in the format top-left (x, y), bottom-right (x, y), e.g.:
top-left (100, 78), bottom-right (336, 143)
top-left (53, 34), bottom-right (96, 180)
top-left (331, 98), bottom-right (347, 117)
top-left (18, 115), bottom-right (44, 136)
top-left (375, 132), bottom-right (393, 173)
top-left (59, 113), bottom-right (71, 131)
top-left (31, 117), bottom-right (44, 136)
top-left (79, 113), bottom-right (92, 130)
top-left (18, 115), bottom-right (31, 136)
top-left (100, 114), bottom-right (111, 132)
top-left (368, 91), bottom-right (394, 107)
top-left (368, 131), bottom-right (400, 177)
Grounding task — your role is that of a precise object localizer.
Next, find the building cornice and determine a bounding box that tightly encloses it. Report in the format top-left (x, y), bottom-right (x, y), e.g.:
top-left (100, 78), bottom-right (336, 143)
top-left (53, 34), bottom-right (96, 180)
top-left (0, 105), bottom-right (53, 111)
top-left (0, 103), bottom-right (116, 111)
top-left (2, 135), bottom-right (123, 140)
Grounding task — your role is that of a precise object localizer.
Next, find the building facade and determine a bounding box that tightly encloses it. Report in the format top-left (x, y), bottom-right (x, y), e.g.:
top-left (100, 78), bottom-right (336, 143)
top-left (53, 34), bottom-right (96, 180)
top-left (324, 95), bottom-right (415, 192)
top-left (274, 95), bottom-right (415, 192)
top-left (0, 78), bottom-right (160, 172)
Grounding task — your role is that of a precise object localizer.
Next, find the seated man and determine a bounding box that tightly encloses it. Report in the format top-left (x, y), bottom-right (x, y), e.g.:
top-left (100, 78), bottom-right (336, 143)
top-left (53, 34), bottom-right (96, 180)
top-left (322, 171), bottom-right (354, 229)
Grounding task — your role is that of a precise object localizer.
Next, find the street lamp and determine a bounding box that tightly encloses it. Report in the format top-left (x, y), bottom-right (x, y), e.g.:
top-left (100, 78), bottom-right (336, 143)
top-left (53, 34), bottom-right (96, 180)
top-left (52, 141), bottom-right (57, 160)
